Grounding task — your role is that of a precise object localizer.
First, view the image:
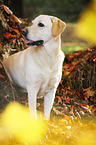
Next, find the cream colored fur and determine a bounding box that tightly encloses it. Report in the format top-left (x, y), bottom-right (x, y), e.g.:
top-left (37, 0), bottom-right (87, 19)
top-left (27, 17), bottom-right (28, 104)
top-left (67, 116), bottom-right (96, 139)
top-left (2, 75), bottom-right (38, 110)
top-left (3, 15), bottom-right (66, 120)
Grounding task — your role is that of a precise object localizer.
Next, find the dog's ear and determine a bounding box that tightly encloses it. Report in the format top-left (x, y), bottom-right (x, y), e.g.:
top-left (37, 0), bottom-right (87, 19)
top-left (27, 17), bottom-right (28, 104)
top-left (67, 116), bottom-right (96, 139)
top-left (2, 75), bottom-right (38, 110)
top-left (51, 18), bottom-right (66, 37)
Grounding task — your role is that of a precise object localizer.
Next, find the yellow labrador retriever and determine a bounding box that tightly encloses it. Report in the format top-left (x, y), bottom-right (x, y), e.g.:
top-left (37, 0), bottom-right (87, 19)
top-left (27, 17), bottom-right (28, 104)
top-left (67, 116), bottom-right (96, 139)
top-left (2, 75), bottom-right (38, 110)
top-left (3, 15), bottom-right (66, 120)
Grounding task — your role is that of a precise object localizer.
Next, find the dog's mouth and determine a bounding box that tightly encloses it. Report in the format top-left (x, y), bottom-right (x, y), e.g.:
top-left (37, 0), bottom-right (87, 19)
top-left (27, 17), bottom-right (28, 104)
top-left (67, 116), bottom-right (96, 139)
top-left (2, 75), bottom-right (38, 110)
top-left (25, 39), bottom-right (44, 46)
top-left (22, 29), bottom-right (44, 46)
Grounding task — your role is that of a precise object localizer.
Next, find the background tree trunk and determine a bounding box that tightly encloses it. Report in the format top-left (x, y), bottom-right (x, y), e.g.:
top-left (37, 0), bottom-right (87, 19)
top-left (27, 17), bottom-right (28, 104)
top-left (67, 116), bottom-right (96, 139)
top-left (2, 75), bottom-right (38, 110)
top-left (4, 0), bottom-right (23, 17)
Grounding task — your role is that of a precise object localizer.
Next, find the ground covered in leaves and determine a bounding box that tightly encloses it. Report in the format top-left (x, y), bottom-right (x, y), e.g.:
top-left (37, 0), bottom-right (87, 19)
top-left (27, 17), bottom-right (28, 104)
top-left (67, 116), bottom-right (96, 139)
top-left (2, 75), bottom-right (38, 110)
top-left (1, 119), bottom-right (96, 145)
top-left (0, 102), bottom-right (96, 145)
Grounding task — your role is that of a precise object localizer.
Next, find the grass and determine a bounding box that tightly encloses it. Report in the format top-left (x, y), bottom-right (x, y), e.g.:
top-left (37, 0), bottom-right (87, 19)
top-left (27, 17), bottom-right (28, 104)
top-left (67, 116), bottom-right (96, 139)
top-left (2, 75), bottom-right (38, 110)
top-left (61, 43), bottom-right (89, 53)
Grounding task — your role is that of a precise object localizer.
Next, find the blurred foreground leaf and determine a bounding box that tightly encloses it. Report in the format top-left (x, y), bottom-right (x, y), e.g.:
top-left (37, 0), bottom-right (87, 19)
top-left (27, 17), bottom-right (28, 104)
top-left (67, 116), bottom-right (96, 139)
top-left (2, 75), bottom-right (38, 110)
top-left (1, 102), bottom-right (47, 144)
top-left (76, 0), bottom-right (96, 43)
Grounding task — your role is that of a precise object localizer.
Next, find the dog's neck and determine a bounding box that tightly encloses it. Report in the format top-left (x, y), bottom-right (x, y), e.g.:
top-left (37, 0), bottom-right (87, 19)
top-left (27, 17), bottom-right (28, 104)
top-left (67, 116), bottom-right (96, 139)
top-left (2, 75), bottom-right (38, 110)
top-left (29, 35), bottom-right (62, 67)
top-left (44, 35), bottom-right (61, 56)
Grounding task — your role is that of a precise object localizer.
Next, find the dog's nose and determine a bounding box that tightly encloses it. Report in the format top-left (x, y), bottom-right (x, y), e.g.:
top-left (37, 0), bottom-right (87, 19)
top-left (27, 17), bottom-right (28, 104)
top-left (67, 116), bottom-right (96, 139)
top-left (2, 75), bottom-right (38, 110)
top-left (22, 29), bottom-right (28, 37)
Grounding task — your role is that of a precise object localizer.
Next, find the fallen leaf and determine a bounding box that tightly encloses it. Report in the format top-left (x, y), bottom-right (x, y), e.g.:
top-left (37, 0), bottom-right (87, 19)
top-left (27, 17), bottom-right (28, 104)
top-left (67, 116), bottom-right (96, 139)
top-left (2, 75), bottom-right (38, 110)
top-left (0, 74), bottom-right (5, 78)
top-left (3, 32), bottom-right (16, 39)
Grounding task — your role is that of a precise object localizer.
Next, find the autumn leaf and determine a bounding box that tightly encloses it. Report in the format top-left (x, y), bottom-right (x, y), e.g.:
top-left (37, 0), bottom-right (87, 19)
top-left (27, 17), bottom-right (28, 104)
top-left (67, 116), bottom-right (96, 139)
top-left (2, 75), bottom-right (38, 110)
top-left (64, 96), bottom-right (71, 102)
top-left (0, 73), bottom-right (5, 78)
top-left (13, 15), bottom-right (22, 24)
top-left (12, 29), bottom-right (19, 34)
top-left (3, 32), bottom-right (16, 39)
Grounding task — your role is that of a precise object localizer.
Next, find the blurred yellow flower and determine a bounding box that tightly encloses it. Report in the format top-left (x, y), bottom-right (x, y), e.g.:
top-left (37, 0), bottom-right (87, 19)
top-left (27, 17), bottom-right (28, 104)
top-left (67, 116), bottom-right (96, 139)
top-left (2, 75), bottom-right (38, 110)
top-left (1, 102), bottom-right (47, 144)
top-left (76, 0), bottom-right (96, 43)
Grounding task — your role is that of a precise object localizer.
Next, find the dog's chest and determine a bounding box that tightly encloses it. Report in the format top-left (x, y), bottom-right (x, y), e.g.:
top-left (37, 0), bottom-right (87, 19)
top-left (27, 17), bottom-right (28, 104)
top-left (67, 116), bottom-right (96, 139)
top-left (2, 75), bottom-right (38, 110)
top-left (36, 65), bottom-right (60, 97)
top-left (37, 77), bottom-right (53, 97)
top-left (26, 48), bottom-right (64, 96)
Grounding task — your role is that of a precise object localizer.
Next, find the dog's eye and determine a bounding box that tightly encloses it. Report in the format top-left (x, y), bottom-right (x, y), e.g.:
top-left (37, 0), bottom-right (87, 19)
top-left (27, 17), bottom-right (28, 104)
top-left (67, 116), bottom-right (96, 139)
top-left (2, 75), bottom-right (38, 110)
top-left (38, 23), bottom-right (45, 27)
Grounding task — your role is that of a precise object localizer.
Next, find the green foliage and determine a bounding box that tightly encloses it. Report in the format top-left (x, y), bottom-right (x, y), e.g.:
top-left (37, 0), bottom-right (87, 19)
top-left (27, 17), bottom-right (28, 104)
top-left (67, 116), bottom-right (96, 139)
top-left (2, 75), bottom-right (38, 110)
top-left (23, 0), bottom-right (91, 22)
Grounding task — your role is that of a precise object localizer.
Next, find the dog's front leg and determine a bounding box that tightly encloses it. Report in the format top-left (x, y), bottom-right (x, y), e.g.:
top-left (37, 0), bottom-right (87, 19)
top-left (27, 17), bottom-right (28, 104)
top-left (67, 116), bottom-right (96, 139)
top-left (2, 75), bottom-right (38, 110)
top-left (27, 85), bottom-right (38, 119)
top-left (44, 88), bottom-right (56, 120)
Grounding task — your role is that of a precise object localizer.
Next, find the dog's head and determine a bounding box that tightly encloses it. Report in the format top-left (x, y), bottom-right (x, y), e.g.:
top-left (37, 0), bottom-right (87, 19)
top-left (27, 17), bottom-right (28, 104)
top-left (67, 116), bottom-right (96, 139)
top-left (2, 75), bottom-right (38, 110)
top-left (22, 15), bottom-right (66, 46)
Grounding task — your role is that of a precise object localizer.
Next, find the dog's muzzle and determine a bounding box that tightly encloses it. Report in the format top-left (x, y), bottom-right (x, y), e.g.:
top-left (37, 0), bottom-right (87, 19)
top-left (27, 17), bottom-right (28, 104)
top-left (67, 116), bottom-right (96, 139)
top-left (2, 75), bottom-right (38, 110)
top-left (22, 29), bottom-right (44, 46)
